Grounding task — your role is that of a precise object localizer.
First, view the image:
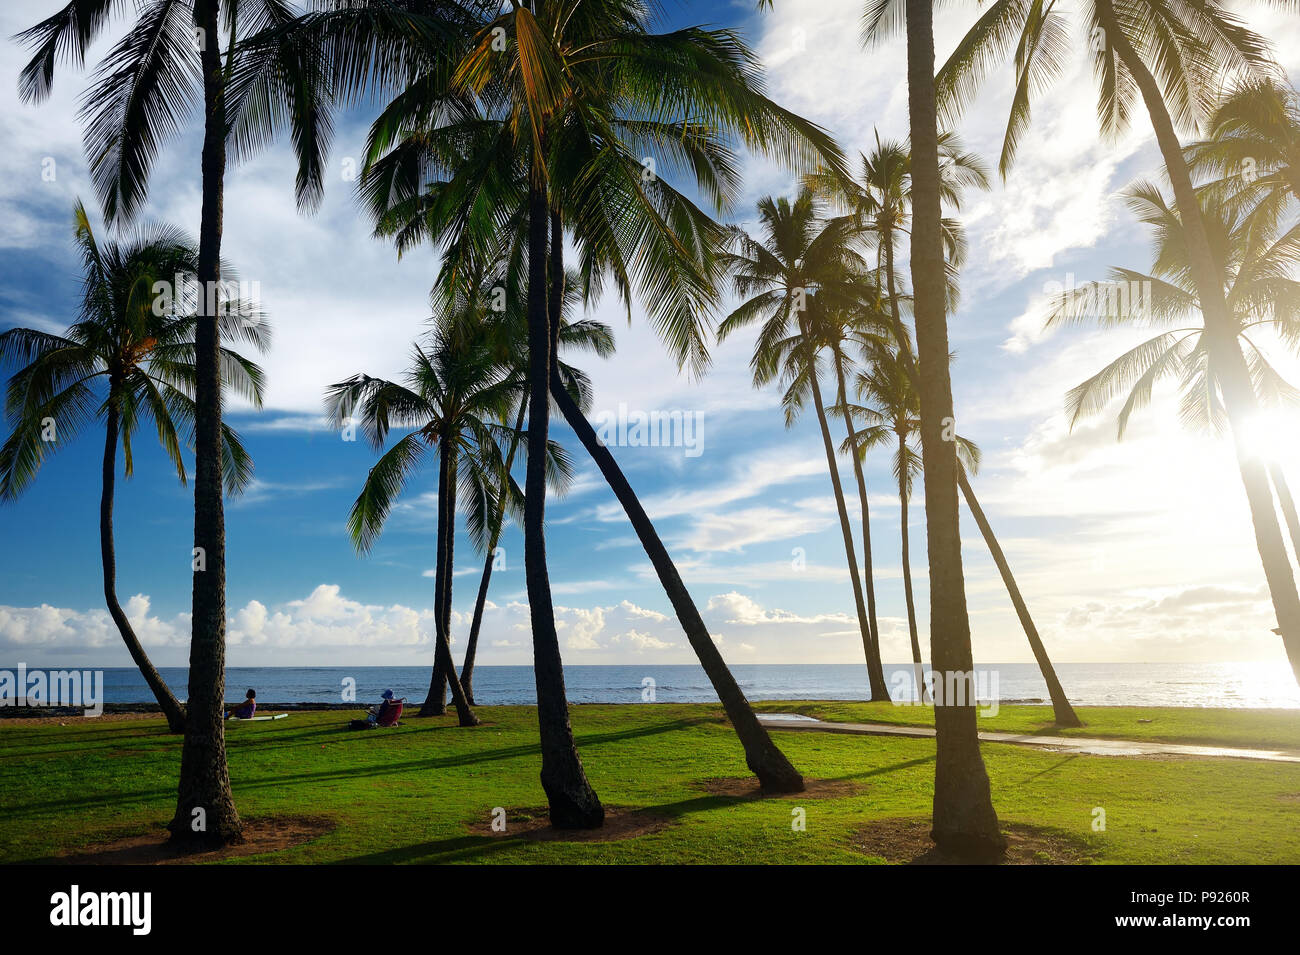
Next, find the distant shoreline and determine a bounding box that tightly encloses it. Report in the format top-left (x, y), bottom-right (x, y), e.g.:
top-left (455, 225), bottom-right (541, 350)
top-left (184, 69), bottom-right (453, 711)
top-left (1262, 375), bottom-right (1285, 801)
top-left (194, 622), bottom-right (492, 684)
top-left (17, 697), bottom-right (1299, 721)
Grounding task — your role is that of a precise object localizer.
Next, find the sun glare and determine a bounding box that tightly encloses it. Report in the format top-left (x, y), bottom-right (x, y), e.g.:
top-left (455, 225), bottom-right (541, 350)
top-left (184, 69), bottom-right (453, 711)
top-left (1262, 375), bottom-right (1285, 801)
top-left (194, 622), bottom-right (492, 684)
top-left (1239, 407), bottom-right (1300, 469)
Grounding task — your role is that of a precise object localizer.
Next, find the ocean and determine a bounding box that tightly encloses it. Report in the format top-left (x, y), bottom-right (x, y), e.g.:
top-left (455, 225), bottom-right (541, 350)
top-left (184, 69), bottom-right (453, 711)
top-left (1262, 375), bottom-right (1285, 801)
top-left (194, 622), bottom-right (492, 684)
top-left (83, 662), bottom-right (1300, 709)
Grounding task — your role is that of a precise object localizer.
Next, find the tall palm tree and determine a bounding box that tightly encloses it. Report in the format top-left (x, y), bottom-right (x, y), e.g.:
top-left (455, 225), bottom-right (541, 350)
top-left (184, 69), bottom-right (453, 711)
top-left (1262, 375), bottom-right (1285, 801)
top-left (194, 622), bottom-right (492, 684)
top-left (1046, 178), bottom-right (1300, 583)
top-left (447, 0), bottom-right (845, 827)
top-left (824, 281), bottom-right (897, 703)
top-left (1188, 78), bottom-right (1300, 569)
top-left (861, 0), bottom-right (1005, 857)
top-left (0, 202), bottom-right (266, 735)
top-left (721, 191), bottom-right (892, 701)
top-left (325, 306), bottom-right (576, 727)
top-left (15, 0), bottom-right (337, 847)
top-left (937, 0), bottom-right (1300, 685)
top-left (851, 347), bottom-right (927, 701)
top-left (353, 0), bottom-right (841, 803)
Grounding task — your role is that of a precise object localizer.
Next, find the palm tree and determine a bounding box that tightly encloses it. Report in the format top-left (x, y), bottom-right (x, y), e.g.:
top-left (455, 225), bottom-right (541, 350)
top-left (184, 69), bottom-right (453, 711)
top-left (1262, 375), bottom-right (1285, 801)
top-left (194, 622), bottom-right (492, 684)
top-left (1189, 78), bottom-right (1300, 569)
top-left (325, 304), bottom-right (580, 728)
top-left (823, 280), bottom-right (897, 704)
top-left (352, 0), bottom-right (843, 804)
top-left (1046, 177), bottom-right (1300, 588)
top-left (1186, 78), bottom-right (1300, 228)
top-left (458, 273), bottom-right (616, 705)
top-left (1271, 464), bottom-right (1300, 567)
top-left (15, 0), bottom-right (338, 847)
top-left (721, 191), bottom-right (892, 701)
top-left (0, 202), bottom-right (266, 735)
top-left (938, 0), bottom-right (1300, 685)
top-left (826, 309), bottom-right (893, 703)
top-left (861, 0), bottom-right (1005, 857)
top-left (850, 348), bottom-right (927, 701)
top-left (808, 129), bottom-right (985, 326)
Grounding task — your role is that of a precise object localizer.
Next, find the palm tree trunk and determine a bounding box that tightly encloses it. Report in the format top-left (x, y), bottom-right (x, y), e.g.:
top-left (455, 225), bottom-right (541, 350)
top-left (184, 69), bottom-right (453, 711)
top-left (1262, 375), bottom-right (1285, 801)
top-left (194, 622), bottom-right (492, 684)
top-left (956, 469), bottom-right (1081, 727)
top-left (419, 435), bottom-right (453, 717)
top-left (460, 547), bottom-right (492, 707)
top-left (169, 0), bottom-right (240, 849)
top-left (420, 458), bottom-right (451, 714)
top-left (1096, 0), bottom-right (1300, 686)
top-left (883, 227), bottom-right (906, 350)
top-left (807, 346), bottom-right (883, 699)
top-left (1269, 463), bottom-right (1300, 567)
top-left (100, 406), bottom-right (186, 732)
top-left (548, 380), bottom-right (805, 792)
top-left (905, 0), bottom-right (1003, 858)
top-left (831, 342), bottom-right (891, 700)
top-left (898, 431), bottom-right (927, 704)
top-left (424, 441), bottom-right (479, 726)
top-left (547, 209), bottom-right (800, 792)
top-left (526, 186), bottom-right (602, 828)
top-left (422, 635), bottom-right (450, 714)
top-left (461, 397), bottom-right (527, 705)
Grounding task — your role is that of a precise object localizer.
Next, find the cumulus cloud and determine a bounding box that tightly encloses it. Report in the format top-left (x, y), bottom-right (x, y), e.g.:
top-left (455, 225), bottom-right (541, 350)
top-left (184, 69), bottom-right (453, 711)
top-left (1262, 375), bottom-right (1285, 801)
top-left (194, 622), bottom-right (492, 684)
top-left (0, 584), bottom-right (437, 666)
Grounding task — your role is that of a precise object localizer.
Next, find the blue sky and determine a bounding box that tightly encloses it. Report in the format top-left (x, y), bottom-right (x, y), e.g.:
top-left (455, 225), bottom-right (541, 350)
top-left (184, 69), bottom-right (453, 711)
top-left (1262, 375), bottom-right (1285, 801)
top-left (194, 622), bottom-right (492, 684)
top-left (3, 0), bottom-right (1300, 670)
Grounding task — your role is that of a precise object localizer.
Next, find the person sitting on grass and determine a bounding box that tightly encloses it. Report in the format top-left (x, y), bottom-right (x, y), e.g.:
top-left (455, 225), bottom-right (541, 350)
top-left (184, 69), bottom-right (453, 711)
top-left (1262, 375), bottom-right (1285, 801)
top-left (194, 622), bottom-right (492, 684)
top-left (227, 688), bottom-right (257, 720)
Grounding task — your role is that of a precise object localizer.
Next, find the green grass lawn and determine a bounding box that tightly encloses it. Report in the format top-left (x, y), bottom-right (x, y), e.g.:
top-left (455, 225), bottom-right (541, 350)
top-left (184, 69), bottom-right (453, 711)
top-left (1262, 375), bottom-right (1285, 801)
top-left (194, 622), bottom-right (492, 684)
top-left (2, 703), bottom-right (1298, 864)
top-left (752, 700), bottom-right (1300, 751)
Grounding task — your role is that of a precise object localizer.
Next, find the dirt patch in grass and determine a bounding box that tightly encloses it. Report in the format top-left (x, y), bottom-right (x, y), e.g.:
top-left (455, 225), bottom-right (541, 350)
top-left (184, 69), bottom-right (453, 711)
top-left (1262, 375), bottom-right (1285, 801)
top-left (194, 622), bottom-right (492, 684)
top-left (695, 777), bottom-right (868, 800)
top-left (0, 712), bottom-right (165, 726)
top-left (469, 806), bottom-right (675, 842)
top-left (53, 815), bottom-right (335, 864)
top-left (851, 818), bottom-right (1093, 865)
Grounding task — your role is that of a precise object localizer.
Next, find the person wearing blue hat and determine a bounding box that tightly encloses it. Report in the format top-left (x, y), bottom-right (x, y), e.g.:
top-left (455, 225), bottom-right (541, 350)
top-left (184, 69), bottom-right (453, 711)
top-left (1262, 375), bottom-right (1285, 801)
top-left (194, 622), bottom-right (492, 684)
top-left (368, 689), bottom-right (403, 726)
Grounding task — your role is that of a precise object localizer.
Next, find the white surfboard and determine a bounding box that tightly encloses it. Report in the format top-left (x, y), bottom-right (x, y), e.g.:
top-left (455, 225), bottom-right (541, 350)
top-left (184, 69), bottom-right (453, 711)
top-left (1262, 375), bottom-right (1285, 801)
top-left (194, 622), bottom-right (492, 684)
top-left (228, 713), bottom-right (288, 722)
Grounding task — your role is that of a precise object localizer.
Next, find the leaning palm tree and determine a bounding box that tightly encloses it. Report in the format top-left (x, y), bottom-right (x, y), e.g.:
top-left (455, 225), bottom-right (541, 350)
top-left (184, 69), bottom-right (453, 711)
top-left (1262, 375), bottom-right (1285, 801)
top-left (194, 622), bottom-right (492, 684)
top-left (860, 0), bottom-right (1005, 856)
top-left (451, 0), bottom-right (848, 827)
top-left (0, 202), bottom-right (266, 735)
top-left (352, 1), bottom-right (840, 802)
top-left (14, 0), bottom-right (343, 847)
top-left (364, 133), bottom-right (809, 791)
top-left (845, 330), bottom-right (1083, 726)
top-left (721, 191), bottom-right (892, 701)
top-left (1046, 178), bottom-right (1300, 588)
top-left (824, 278), bottom-right (897, 703)
top-left (937, 0), bottom-right (1300, 685)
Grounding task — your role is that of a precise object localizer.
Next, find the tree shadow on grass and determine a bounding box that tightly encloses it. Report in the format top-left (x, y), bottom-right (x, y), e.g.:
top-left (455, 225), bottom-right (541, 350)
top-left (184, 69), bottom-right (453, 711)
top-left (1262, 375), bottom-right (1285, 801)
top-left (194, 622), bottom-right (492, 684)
top-left (1018, 754), bottom-right (1081, 782)
top-left (2, 717), bottom-right (712, 820)
top-left (347, 755), bottom-right (944, 864)
top-left (0, 727), bottom-right (182, 757)
top-left (335, 834), bottom-right (524, 864)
